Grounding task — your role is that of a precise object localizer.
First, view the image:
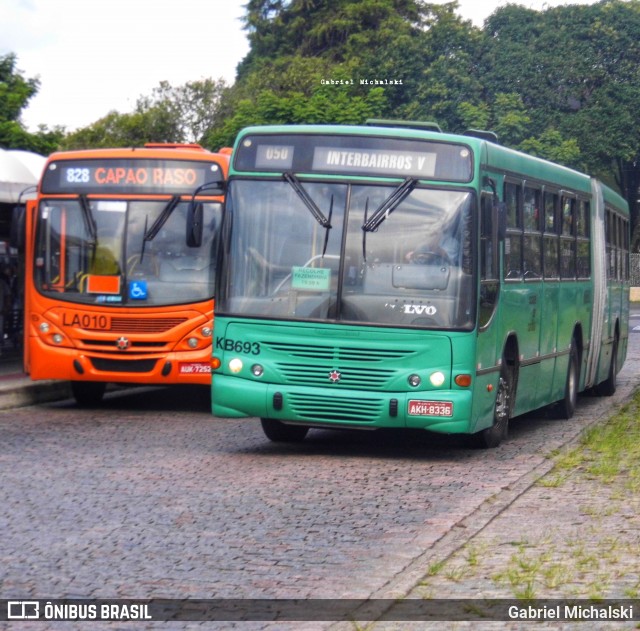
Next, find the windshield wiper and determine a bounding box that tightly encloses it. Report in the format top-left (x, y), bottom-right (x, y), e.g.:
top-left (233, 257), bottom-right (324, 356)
top-left (362, 178), bottom-right (417, 232)
top-left (283, 172), bottom-right (332, 228)
top-left (143, 195), bottom-right (180, 242)
top-left (138, 195), bottom-right (180, 263)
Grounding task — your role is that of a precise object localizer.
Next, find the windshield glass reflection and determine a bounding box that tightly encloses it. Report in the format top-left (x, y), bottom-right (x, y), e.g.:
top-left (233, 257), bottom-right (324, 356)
top-left (35, 199), bottom-right (221, 306)
top-left (220, 180), bottom-right (475, 329)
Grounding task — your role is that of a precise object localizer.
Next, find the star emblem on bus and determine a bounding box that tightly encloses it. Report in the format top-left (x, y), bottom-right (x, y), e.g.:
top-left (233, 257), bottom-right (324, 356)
top-left (116, 336), bottom-right (130, 351)
top-left (328, 369), bottom-right (342, 383)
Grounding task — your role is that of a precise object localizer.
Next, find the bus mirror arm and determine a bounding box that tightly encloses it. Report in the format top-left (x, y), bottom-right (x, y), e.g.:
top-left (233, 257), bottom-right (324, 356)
top-left (495, 201), bottom-right (507, 241)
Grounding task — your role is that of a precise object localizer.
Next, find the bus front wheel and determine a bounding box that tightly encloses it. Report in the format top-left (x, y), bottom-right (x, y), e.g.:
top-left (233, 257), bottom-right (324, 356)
top-left (71, 381), bottom-right (106, 407)
top-left (260, 418), bottom-right (309, 443)
top-left (474, 364), bottom-right (511, 448)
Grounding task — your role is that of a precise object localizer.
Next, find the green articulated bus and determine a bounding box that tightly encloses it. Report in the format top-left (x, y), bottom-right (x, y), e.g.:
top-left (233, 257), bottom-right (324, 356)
top-left (210, 121), bottom-right (629, 447)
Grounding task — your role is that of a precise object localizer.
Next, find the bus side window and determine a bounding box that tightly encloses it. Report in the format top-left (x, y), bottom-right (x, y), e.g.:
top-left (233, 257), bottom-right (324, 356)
top-left (503, 181), bottom-right (522, 280)
top-left (542, 191), bottom-right (559, 279)
top-left (560, 196), bottom-right (576, 278)
top-left (523, 186), bottom-right (541, 278)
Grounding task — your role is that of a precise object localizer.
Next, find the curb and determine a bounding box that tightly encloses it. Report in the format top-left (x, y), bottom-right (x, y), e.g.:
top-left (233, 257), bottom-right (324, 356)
top-left (0, 379), bottom-right (72, 410)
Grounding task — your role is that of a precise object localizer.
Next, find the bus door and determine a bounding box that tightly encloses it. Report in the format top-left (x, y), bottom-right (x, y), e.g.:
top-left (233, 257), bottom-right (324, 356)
top-left (503, 181), bottom-right (543, 415)
top-left (474, 191), bottom-right (501, 428)
top-left (22, 199), bottom-right (37, 374)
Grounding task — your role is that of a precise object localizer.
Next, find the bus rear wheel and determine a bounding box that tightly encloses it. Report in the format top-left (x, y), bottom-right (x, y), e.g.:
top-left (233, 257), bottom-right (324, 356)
top-left (595, 338), bottom-right (617, 397)
top-left (71, 381), bottom-right (106, 407)
top-left (475, 364), bottom-right (511, 448)
top-left (556, 344), bottom-right (579, 419)
top-left (260, 418), bottom-right (309, 443)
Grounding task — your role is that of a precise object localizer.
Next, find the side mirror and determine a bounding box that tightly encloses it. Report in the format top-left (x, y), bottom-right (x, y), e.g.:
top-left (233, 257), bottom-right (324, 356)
top-left (186, 202), bottom-right (203, 248)
top-left (186, 178), bottom-right (225, 248)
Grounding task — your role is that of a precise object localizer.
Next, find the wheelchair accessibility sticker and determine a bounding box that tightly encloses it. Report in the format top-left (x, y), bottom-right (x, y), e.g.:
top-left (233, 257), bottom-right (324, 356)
top-left (129, 280), bottom-right (148, 300)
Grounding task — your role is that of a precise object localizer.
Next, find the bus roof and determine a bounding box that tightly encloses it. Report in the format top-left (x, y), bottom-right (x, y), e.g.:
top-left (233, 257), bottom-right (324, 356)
top-left (45, 144), bottom-right (231, 176)
top-left (234, 123), bottom-right (482, 149)
top-left (233, 124), bottom-right (628, 212)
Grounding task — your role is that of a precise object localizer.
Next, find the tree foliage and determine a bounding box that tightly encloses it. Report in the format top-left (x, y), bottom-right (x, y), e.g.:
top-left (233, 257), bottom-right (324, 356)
top-left (6, 1), bottom-right (640, 245)
top-left (61, 78), bottom-right (228, 150)
top-left (0, 53), bottom-right (63, 154)
top-left (480, 0), bottom-right (640, 247)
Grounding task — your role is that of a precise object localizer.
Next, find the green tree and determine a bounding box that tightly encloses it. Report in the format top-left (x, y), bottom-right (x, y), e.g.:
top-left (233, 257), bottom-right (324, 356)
top-left (60, 109), bottom-right (172, 150)
top-left (0, 53), bottom-right (63, 154)
top-left (206, 83), bottom-right (386, 149)
top-left (62, 78), bottom-right (229, 149)
top-left (136, 79), bottom-right (228, 143)
top-left (239, 0), bottom-right (423, 77)
top-left (208, 1), bottom-right (481, 147)
top-left (394, 2), bottom-right (484, 128)
top-left (480, 0), bottom-right (640, 246)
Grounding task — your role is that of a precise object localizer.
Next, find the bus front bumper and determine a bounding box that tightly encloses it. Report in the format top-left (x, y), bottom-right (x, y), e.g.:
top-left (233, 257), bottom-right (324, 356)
top-left (212, 375), bottom-right (474, 434)
top-left (28, 337), bottom-right (212, 385)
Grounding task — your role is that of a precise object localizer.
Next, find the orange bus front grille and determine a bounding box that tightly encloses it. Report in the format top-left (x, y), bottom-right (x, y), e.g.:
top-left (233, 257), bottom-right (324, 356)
top-left (80, 340), bottom-right (168, 349)
top-left (108, 317), bottom-right (188, 333)
top-left (89, 357), bottom-right (158, 373)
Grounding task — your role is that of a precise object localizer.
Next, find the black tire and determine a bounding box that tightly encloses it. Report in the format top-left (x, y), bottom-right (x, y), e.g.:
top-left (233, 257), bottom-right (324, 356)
top-left (474, 363), bottom-right (511, 448)
top-left (595, 339), bottom-right (618, 397)
top-left (556, 343), bottom-right (579, 419)
top-left (260, 418), bottom-right (309, 443)
top-left (71, 381), bottom-right (106, 407)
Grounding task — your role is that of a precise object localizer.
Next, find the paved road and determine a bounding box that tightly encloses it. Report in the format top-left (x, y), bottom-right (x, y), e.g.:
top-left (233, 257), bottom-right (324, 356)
top-left (1, 324), bottom-right (639, 628)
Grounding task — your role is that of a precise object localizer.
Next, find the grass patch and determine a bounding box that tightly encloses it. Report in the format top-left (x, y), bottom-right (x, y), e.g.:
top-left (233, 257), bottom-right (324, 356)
top-left (552, 391), bottom-right (640, 490)
top-left (415, 392), bottom-right (640, 601)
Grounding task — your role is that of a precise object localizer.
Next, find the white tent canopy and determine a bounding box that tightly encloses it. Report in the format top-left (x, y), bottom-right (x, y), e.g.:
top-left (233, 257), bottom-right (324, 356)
top-left (0, 149), bottom-right (46, 203)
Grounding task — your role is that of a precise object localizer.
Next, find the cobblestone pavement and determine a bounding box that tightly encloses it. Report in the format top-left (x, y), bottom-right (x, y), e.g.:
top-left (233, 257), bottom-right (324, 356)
top-left (354, 326), bottom-right (640, 631)
top-left (1, 326), bottom-right (640, 631)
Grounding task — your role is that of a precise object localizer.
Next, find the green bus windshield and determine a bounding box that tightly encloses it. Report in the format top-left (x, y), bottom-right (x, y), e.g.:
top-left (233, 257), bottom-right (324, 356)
top-left (218, 179), bottom-right (476, 330)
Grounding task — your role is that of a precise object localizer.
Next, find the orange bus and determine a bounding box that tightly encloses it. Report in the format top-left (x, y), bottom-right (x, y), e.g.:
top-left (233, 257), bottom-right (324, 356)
top-left (22, 143), bottom-right (228, 405)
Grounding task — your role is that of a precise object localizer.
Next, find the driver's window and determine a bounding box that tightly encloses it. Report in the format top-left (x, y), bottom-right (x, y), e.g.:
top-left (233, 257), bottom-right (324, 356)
top-left (233, 181), bottom-right (346, 298)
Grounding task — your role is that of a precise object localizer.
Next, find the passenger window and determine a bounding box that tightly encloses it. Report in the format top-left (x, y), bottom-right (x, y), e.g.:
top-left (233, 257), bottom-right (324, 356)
top-left (561, 197), bottom-right (575, 236)
top-left (504, 182), bottom-right (520, 228)
top-left (544, 192), bottom-right (558, 233)
top-left (523, 187), bottom-right (540, 231)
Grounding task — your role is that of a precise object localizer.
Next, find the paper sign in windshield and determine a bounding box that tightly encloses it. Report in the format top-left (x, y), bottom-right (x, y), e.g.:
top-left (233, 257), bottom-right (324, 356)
top-left (291, 267), bottom-right (331, 291)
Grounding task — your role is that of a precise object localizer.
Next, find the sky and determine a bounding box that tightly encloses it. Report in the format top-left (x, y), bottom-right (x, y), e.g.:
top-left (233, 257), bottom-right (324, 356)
top-left (2, 0), bottom-right (599, 134)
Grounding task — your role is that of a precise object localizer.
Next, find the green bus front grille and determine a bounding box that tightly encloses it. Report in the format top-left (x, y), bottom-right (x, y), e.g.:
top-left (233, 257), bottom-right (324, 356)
top-left (287, 392), bottom-right (386, 423)
top-left (264, 341), bottom-right (416, 362)
top-left (276, 362), bottom-right (396, 388)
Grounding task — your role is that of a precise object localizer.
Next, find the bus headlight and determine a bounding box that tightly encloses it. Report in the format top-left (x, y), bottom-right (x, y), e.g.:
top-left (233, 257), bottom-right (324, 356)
top-left (229, 358), bottom-right (243, 373)
top-left (201, 326), bottom-right (212, 337)
top-left (187, 337), bottom-right (199, 349)
top-left (429, 371), bottom-right (446, 387)
top-left (39, 323), bottom-right (50, 333)
top-left (52, 333), bottom-right (64, 344)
